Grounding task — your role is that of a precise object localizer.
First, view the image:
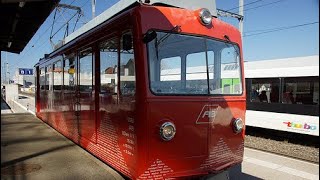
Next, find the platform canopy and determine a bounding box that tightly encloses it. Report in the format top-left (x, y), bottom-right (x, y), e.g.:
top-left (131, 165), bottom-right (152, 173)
top-left (0, 0), bottom-right (59, 54)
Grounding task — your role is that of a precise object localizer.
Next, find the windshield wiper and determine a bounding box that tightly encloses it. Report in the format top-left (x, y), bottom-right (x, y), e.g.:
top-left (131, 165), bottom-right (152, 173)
top-left (223, 35), bottom-right (240, 57)
top-left (156, 25), bottom-right (181, 48)
top-left (153, 25), bottom-right (181, 60)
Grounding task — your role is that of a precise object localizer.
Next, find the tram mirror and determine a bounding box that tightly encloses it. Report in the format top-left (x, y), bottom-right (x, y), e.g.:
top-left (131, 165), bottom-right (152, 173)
top-left (143, 30), bottom-right (157, 43)
top-left (123, 34), bottom-right (132, 51)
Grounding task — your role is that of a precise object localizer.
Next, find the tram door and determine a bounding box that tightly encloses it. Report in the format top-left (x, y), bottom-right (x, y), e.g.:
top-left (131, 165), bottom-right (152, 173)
top-left (76, 48), bottom-right (97, 143)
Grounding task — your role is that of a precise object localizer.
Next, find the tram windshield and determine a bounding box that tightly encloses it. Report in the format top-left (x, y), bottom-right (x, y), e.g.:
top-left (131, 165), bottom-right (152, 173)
top-left (147, 32), bottom-right (243, 95)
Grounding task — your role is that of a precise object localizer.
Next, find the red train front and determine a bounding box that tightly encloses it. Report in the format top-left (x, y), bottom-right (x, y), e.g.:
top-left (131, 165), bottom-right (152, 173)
top-left (35, 1), bottom-right (246, 179)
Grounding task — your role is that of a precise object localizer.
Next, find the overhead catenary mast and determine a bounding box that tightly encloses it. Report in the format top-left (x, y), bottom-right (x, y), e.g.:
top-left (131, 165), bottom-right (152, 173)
top-left (92, 0), bottom-right (96, 18)
top-left (239, 0), bottom-right (244, 36)
top-left (6, 52), bottom-right (9, 84)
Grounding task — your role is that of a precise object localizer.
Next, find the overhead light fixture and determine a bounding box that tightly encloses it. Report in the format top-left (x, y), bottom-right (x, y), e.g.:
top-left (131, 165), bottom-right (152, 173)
top-left (7, 42), bottom-right (12, 48)
top-left (19, 2), bottom-right (25, 8)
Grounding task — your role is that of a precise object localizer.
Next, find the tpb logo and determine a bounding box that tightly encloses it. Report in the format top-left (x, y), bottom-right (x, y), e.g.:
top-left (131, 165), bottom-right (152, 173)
top-left (196, 105), bottom-right (219, 124)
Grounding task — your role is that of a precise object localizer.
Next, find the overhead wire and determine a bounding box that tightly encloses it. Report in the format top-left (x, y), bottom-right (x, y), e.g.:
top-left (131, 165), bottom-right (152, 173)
top-left (7, 0), bottom-right (108, 78)
top-left (220, 0), bottom-right (285, 23)
top-left (22, 0), bottom-right (77, 54)
top-left (244, 0), bottom-right (285, 12)
top-left (243, 21), bottom-right (319, 37)
top-left (225, 0), bottom-right (263, 12)
top-left (51, 0), bottom-right (91, 37)
top-left (225, 0), bottom-right (285, 13)
top-left (13, 0), bottom-right (77, 64)
top-left (11, 0), bottom-right (89, 72)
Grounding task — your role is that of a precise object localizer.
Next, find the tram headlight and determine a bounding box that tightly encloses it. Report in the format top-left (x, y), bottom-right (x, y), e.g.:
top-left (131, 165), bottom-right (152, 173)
top-left (160, 122), bottom-right (176, 141)
top-left (233, 118), bottom-right (244, 134)
top-left (199, 8), bottom-right (212, 26)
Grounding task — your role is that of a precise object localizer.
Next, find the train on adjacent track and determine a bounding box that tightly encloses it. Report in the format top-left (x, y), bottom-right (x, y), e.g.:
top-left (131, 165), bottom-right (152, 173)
top-left (35, 0), bottom-right (246, 179)
top-left (244, 55), bottom-right (319, 137)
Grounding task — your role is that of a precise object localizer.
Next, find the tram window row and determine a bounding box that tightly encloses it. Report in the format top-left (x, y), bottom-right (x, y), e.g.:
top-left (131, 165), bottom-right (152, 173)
top-left (246, 76), bottom-right (319, 116)
top-left (38, 31), bottom-right (135, 97)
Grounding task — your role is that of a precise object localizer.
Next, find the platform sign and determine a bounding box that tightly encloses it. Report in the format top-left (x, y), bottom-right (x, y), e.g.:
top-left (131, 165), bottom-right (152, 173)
top-left (19, 68), bottom-right (33, 75)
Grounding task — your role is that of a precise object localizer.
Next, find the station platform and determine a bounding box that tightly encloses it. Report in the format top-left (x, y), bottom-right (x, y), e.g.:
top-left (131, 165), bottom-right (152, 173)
top-left (1, 113), bottom-right (125, 180)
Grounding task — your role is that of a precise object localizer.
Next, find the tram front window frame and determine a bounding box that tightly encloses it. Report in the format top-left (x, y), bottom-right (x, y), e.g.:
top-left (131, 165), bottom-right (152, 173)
top-left (147, 31), bottom-right (243, 96)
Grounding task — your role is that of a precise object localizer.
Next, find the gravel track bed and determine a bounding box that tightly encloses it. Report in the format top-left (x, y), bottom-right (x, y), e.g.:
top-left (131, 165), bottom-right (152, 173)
top-left (244, 135), bottom-right (319, 163)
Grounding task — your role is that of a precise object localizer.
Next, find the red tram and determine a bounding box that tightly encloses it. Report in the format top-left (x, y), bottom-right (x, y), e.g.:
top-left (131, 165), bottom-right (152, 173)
top-left (35, 0), bottom-right (246, 179)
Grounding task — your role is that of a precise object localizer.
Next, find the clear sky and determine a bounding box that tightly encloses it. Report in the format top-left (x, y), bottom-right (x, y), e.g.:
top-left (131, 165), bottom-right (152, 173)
top-left (1, 0), bottom-right (319, 80)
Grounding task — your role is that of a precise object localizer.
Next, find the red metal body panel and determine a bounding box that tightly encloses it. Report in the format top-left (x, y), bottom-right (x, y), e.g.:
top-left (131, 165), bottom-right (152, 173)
top-left (35, 4), bottom-right (246, 180)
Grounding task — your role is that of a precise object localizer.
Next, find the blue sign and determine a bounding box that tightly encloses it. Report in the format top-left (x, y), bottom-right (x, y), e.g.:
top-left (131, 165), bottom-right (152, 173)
top-left (19, 68), bottom-right (33, 75)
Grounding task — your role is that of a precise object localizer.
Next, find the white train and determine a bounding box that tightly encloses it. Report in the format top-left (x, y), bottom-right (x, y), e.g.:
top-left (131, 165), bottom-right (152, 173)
top-left (244, 55), bottom-right (319, 136)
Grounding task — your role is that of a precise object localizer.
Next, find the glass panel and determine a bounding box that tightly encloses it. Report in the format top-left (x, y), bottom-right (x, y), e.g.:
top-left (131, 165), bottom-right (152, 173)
top-left (40, 68), bottom-right (45, 90)
top-left (186, 52), bottom-right (208, 94)
top-left (152, 56), bottom-right (182, 94)
top-left (283, 77), bottom-right (319, 105)
top-left (160, 56), bottom-right (181, 81)
top-left (120, 32), bottom-right (135, 96)
top-left (147, 32), bottom-right (242, 95)
top-left (207, 40), bottom-right (242, 95)
top-left (63, 55), bottom-right (76, 91)
top-left (100, 38), bottom-right (118, 94)
top-left (53, 60), bottom-right (62, 90)
top-left (45, 65), bottom-right (52, 90)
top-left (148, 32), bottom-right (206, 94)
top-left (79, 49), bottom-right (93, 92)
top-left (250, 78), bottom-right (280, 103)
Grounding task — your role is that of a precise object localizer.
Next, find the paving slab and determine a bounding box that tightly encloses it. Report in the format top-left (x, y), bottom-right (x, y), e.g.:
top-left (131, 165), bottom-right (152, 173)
top-left (1, 113), bottom-right (125, 180)
top-left (242, 148), bottom-right (319, 180)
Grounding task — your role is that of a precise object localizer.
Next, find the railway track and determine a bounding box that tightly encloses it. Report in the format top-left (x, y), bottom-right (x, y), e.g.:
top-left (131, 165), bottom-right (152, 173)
top-left (244, 126), bottom-right (319, 163)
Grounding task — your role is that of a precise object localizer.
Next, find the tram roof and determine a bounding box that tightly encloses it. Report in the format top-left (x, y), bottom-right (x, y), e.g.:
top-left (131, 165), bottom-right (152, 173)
top-left (244, 55), bottom-right (319, 78)
top-left (63, 0), bottom-right (217, 46)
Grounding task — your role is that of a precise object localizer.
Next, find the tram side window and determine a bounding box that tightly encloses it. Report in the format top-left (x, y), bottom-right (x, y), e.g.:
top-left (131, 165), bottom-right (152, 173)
top-left (40, 68), bottom-right (45, 90)
top-left (53, 60), bottom-right (62, 91)
top-left (250, 78), bottom-right (280, 103)
top-left (64, 56), bottom-right (75, 91)
top-left (120, 32), bottom-right (135, 96)
top-left (100, 38), bottom-right (118, 94)
top-left (282, 77), bottom-right (319, 105)
top-left (79, 49), bottom-right (93, 92)
top-left (45, 65), bottom-right (52, 90)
